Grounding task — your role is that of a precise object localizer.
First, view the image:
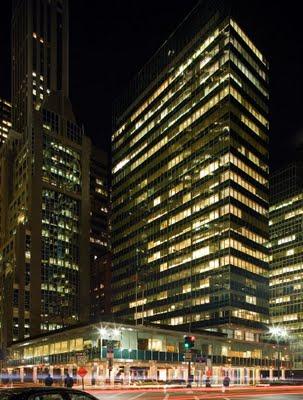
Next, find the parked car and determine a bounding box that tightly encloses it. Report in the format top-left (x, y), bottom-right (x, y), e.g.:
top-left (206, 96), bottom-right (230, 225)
top-left (0, 388), bottom-right (98, 400)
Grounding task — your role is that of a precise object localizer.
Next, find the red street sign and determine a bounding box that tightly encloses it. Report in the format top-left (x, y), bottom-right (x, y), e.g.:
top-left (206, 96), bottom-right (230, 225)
top-left (78, 367), bottom-right (88, 378)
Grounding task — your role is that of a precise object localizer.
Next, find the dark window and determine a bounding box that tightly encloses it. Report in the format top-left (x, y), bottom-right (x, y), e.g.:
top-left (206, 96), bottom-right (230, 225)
top-left (13, 289), bottom-right (19, 307)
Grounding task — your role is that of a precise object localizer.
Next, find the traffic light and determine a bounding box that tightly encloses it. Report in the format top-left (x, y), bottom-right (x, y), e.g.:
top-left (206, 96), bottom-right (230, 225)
top-left (184, 335), bottom-right (195, 349)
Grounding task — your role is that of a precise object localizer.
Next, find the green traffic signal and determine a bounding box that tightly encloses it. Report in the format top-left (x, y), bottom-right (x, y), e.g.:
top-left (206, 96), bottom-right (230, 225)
top-left (184, 335), bottom-right (195, 349)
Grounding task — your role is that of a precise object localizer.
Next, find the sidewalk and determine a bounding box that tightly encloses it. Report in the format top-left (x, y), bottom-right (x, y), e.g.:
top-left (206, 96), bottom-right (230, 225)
top-left (73, 383), bottom-right (256, 391)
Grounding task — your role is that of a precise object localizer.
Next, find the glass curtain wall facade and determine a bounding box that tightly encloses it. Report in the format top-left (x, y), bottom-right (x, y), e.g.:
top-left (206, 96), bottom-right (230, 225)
top-left (0, 0), bottom-right (100, 350)
top-left (0, 94), bottom-right (91, 346)
top-left (269, 162), bottom-right (303, 374)
top-left (7, 321), bottom-right (291, 385)
top-left (40, 125), bottom-right (82, 330)
top-left (112, 3), bottom-right (269, 339)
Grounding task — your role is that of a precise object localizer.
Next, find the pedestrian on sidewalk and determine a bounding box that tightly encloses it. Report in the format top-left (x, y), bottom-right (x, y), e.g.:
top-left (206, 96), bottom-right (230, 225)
top-left (44, 373), bottom-right (54, 387)
top-left (205, 377), bottom-right (211, 387)
top-left (222, 375), bottom-right (230, 393)
top-left (64, 373), bottom-right (74, 388)
top-left (1, 369), bottom-right (10, 386)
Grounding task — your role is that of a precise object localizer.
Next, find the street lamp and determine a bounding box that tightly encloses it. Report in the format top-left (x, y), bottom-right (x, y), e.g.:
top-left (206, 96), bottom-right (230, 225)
top-left (269, 326), bottom-right (288, 380)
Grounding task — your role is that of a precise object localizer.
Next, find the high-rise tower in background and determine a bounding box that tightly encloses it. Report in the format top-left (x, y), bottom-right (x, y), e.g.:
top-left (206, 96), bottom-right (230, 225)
top-left (0, 0), bottom-right (109, 350)
top-left (270, 161), bottom-right (303, 374)
top-left (11, 0), bottom-right (69, 133)
top-left (89, 147), bottom-right (111, 319)
top-left (0, 98), bottom-right (12, 145)
top-left (112, 0), bottom-right (269, 341)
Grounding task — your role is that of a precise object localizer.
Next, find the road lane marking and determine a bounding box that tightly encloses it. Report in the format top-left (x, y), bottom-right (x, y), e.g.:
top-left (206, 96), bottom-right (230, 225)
top-left (163, 394), bottom-right (169, 400)
top-left (128, 393), bottom-right (146, 400)
top-left (194, 396), bottom-right (199, 400)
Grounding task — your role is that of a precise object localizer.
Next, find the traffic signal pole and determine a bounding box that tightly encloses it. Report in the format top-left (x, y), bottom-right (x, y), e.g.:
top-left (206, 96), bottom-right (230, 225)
top-left (187, 358), bottom-right (191, 388)
top-left (184, 336), bottom-right (195, 388)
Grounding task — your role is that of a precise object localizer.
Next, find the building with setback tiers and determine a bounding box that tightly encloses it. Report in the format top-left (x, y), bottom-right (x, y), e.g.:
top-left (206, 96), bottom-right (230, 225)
top-left (0, 0), bottom-right (108, 351)
top-left (11, 0), bottom-right (69, 134)
top-left (112, 0), bottom-right (269, 342)
top-left (269, 161), bottom-right (303, 376)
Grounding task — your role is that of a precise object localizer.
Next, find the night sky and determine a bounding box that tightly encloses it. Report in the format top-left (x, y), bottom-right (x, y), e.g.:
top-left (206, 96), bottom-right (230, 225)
top-left (1, 1), bottom-right (303, 170)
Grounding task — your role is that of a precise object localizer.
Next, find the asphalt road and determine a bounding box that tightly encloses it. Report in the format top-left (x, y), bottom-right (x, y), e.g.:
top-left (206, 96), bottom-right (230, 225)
top-left (89, 387), bottom-right (303, 400)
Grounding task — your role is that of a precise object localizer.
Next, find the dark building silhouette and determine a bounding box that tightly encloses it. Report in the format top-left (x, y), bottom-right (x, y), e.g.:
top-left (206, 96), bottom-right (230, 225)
top-left (89, 147), bottom-right (111, 319)
top-left (11, 0), bottom-right (69, 134)
top-left (90, 253), bottom-right (112, 320)
top-left (0, 98), bottom-right (12, 145)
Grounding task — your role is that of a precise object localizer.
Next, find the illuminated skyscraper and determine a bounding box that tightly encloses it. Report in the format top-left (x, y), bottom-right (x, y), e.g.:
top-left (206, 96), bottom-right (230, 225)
top-left (0, 98), bottom-right (12, 145)
top-left (270, 161), bottom-right (303, 374)
top-left (0, 0), bottom-right (108, 349)
top-left (11, 0), bottom-right (69, 133)
top-left (112, 1), bottom-right (269, 340)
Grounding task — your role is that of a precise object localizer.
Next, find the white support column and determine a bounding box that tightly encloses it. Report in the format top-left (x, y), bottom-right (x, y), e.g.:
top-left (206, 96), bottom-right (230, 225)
top-left (281, 368), bottom-right (285, 380)
top-left (109, 366), bottom-right (114, 384)
top-left (255, 368), bottom-right (260, 384)
top-left (33, 367), bottom-right (37, 383)
top-left (149, 362), bottom-right (157, 380)
top-left (20, 367), bottom-right (24, 383)
top-left (124, 364), bottom-right (130, 385)
top-left (240, 368), bottom-right (245, 385)
top-left (269, 368), bottom-right (273, 380)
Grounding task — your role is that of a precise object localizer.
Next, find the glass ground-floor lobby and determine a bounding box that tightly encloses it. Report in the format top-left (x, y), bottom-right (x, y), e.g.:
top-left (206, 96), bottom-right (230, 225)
top-left (5, 321), bottom-right (291, 385)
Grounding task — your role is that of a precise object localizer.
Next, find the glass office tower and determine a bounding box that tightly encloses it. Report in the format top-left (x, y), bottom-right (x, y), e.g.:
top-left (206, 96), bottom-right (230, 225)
top-left (112, 1), bottom-right (269, 340)
top-left (0, 0), bottom-right (108, 349)
top-left (270, 162), bottom-right (303, 374)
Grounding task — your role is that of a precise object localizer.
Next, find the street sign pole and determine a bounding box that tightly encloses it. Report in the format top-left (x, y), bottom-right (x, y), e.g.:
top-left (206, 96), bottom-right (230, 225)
top-left (185, 350), bottom-right (192, 388)
top-left (78, 367), bottom-right (88, 390)
top-left (107, 342), bottom-right (114, 384)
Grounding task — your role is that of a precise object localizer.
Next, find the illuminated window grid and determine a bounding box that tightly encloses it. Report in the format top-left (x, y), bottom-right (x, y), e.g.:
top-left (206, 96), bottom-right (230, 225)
top-left (113, 68), bottom-right (268, 182)
top-left (269, 176), bottom-right (303, 367)
top-left (40, 131), bottom-right (82, 330)
top-left (112, 17), bottom-right (269, 331)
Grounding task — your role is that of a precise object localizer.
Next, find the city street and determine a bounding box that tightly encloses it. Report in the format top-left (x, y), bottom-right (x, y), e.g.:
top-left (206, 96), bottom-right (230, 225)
top-left (88, 386), bottom-right (303, 400)
top-left (0, 3), bottom-right (303, 400)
